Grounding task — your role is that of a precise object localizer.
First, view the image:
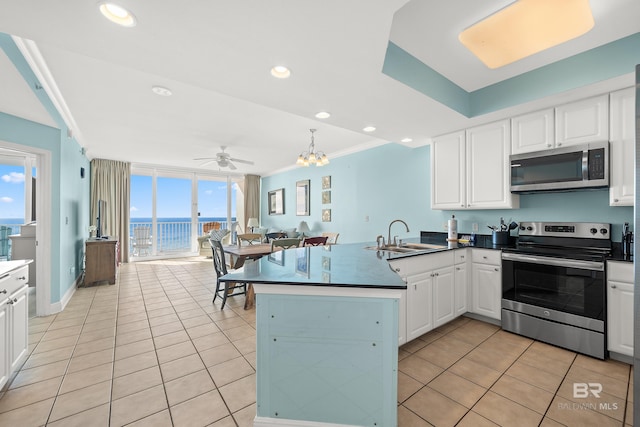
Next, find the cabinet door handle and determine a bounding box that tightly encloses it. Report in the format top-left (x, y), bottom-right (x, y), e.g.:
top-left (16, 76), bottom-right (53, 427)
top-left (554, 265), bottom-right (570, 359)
top-left (435, 272), bottom-right (439, 276)
top-left (17, 276), bottom-right (26, 281)
top-left (395, 268), bottom-right (400, 272)
top-left (456, 267), bottom-right (461, 271)
top-left (494, 268), bottom-right (499, 272)
top-left (414, 284), bottom-right (417, 290)
top-left (611, 284), bottom-right (617, 289)
top-left (483, 256), bottom-right (488, 259)
top-left (0, 289), bottom-right (6, 294)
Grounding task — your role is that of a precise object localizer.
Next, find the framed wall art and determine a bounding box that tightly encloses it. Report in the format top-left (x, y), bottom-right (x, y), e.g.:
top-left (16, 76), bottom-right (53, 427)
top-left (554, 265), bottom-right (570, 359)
top-left (322, 190), bottom-right (331, 204)
top-left (296, 180), bottom-right (310, 216)
top-left (268, 188), bottom-right (285, 215)
top-left (322, 208), bottom-right (331, 222)
top-left (322, 175), bottom-right (331, 189)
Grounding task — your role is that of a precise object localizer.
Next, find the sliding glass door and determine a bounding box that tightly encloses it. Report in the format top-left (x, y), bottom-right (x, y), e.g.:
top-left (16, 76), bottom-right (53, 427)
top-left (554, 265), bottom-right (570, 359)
top-left (130, 167), bottom-right (241, 261)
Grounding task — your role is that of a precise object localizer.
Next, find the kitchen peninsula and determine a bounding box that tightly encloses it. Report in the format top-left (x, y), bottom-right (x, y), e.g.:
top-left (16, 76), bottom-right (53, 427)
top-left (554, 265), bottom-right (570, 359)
top-left (219, 243), bottom-right (409, 427)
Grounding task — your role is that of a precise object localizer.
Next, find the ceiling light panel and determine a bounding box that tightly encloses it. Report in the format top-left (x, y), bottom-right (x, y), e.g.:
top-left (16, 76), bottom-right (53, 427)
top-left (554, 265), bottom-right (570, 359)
top-left (459, 0), bottom-right (594, 69)
top-left (270, 65), bottom-right (291, 79)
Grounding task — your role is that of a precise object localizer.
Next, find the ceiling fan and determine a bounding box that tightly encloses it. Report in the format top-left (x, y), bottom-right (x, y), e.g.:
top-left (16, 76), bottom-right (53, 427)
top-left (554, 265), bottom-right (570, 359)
top-left (194, 146), bottom-right (254, 170)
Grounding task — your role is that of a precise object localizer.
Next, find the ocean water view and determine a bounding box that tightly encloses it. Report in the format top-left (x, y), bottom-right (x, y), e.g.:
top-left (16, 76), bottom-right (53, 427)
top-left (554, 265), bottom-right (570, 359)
top-left (0, 217), bottom-right (236, 256)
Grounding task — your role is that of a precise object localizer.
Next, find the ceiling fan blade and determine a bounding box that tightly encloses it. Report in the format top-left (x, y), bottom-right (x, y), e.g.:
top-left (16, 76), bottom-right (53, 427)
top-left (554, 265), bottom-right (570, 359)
top-left (229, 157), bottom-right (254, 165)
top-left (228, 161), bottom-right (237, 170)
top-left (193, 157), bottom-right (217, 161)
top-left (198, 159), bottom-right (218, 167)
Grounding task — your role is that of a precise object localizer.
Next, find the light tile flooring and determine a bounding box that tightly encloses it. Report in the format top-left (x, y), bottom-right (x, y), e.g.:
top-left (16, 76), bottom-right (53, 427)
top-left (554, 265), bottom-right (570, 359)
top-left (0, 257), bottom-right (633, 426)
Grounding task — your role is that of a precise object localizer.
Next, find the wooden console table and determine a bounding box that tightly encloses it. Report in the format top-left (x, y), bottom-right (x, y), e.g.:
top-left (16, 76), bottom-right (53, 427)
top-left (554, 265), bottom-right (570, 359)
top-left (84, 238), bottom-right (119, 285)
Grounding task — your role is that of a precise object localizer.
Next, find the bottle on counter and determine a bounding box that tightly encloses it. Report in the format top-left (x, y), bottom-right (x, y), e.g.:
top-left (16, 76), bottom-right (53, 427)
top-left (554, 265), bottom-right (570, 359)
top-left (447, 215), bottom-right (458, 241)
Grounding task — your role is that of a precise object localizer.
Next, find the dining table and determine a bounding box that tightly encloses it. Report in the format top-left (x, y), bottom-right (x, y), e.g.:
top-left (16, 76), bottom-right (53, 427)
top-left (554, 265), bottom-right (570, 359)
top-left (222, 243), bottom-right (279, 309)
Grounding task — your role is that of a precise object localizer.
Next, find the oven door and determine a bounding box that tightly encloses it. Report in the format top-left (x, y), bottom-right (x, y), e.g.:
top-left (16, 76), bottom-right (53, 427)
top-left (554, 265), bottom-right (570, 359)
top-left (502, 252), bottom-right (605, 321)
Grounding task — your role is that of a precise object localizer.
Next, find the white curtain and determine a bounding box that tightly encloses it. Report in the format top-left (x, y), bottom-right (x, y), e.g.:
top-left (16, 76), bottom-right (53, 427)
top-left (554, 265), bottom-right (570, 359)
top-left (90, 159), bottom-right (131, 262)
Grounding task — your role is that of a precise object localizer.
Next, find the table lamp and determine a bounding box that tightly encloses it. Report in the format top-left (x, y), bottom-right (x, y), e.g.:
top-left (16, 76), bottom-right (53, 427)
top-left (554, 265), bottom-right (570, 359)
top-left (247, 218), bottom-right (259, 233)
top-left (298, 221), bottom-right (311, 238)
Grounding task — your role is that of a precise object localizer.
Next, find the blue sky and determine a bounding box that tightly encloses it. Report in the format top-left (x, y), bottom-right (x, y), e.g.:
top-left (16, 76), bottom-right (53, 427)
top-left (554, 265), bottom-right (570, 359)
top-left (0, 164), bottom-right (26, 220)
top-left (130, 175), bottom-right (236, 219)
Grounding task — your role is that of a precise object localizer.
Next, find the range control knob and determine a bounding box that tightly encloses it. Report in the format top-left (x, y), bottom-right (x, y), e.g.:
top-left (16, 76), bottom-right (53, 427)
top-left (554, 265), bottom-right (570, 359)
top-left (520, 226), bottom-right (526, 231)
top-left (600, 228), bottom-right (608, 235)
top-left (590, 228), bottom-right (598, 234)
top-left (527, 226), bottom-right (533, 231)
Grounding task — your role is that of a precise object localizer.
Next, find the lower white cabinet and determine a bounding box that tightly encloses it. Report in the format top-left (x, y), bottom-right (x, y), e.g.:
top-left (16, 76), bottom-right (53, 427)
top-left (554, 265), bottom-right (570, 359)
top-left (607, 261), bottom-right (633, 356)
top-left (470, 249), bottom-right (502, 321)
top-left (454, 249), bottom-right (468, 317)
top-left (0, 265), bottom-right (29, 390)
top-left (406, 271), bottom-right (434, 341)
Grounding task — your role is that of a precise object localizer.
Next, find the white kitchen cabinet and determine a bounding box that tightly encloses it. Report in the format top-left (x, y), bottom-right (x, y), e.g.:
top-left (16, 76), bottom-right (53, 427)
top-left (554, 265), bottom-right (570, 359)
top-left (391, 251), bottom-right (455, 343)
top-left (609, 87), bottom-right (635, 206)
top-left (466, 120), bottom-right (518, 209)
top-left (406, 271), bottom-right (434, 340)
top-left (432, 265), bottom-right (455, 329)
top-left (555, 94), bottom-right (609, 146)
top-left (431, 131), bottom-right (465, 210)
top-left (470, 249), bottom-right (501, 321)
top-left (0, 264), bottom-right (29, 390)
top-left (607, 261), bottom-right (634, 357)
top-left (454, 249), bottom-right (468, 317)
top-left (431, 121), bottom-right (518, 210)
top-left (511, 108), bottom-right (555, 154)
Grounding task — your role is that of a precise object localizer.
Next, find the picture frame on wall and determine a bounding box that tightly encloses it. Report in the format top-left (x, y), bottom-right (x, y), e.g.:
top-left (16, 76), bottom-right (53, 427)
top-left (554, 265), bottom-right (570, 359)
top-left (268, 188), bottom-right (285, 215)
top-left (322, 208), bottom-right (331, 222)
top-left (296, 180), bottom-right (310, 216)
top-left (322, 190), bottom-right (331, 204)
top-left (322, 175), bottom-right (331, 189)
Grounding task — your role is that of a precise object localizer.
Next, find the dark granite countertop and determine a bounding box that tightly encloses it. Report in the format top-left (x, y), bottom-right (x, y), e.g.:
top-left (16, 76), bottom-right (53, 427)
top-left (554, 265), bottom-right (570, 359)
top-left (219, 243), bottom-right (407, 289)
top-left (218, 231), bottom-right (516, 289)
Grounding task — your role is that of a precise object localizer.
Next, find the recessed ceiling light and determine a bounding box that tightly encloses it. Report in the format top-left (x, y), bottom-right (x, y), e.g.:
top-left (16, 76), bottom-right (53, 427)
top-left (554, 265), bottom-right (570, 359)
top-left (151, 86), bottom-right (172, 96)
top-left (401, 138), bottom-right (413, 143)
top-left (363, 126), bottom-right (376, 132)
top-left (98, 2), bottom-right (137, 27)
top-left (270, 65), bottom-right (291, 79)
top-left (315, 111), bottom-right (331, 119)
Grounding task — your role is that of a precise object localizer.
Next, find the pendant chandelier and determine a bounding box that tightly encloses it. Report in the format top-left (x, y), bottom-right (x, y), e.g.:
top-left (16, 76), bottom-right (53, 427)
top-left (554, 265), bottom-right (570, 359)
top-left (296, 129), bottom-right (329, 167)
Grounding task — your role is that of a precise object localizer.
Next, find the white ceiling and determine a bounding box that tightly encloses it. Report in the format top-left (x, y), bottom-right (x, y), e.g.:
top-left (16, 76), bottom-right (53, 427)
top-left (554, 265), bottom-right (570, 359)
top-left (0, 0), bottom-right (638, 176)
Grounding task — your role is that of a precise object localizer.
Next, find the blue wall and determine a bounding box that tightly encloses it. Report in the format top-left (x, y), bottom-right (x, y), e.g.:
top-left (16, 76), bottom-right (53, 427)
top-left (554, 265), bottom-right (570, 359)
top-left (0, 112), bottom-right (90, 304)
top-left (261, 144), bottom-right (632, 244)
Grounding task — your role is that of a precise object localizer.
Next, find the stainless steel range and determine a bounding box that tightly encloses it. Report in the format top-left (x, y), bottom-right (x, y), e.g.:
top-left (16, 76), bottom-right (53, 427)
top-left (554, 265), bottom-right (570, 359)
top-left (501, 221), bottom-right (611, 359)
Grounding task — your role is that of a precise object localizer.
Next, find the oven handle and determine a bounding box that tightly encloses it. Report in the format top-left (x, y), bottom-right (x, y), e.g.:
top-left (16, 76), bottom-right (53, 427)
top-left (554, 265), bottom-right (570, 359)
top-left (502, 252), bottom-right (604, 271)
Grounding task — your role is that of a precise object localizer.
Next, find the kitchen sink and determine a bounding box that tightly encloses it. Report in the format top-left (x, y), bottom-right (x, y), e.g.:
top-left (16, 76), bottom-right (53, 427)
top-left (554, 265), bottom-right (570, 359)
top-left (363, 242), bottom-right (447, 253)
top-left (363, 245), bottom-right (420, 253)
top-left (400, 242), bottom-right (447, 250)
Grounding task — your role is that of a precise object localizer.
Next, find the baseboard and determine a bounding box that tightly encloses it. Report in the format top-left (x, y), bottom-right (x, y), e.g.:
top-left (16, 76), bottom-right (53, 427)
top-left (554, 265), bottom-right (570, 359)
top-left (48, 276), bottom-right (79, 314)
top-left (608, 351), bottom-right (633, 365)
top-left (253, 416), bottom-right (363, 427)
top-left (463, 312), bottom-right (501, 326)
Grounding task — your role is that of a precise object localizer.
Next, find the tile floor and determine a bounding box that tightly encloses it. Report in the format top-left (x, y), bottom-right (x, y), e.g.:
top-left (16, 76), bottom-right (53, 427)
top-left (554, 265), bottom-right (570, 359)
top-left (0, 257), bottom-right (634, 426)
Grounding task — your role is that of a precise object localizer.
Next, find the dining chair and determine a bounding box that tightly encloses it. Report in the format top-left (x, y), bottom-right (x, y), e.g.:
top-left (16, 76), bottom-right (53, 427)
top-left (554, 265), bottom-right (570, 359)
top-left (271, 238), bottom-right (302, 251)
top-left (237, 233), bottom-right (263, 245)
top-left (265, 232), bottom-right (287, 242)
top-left (321, 232), bottom-right (340, 244)
top-left (0, 226), bottom-right (10, 260)
top-left (210, 238), bottom-right (246, 309)
top-left (302, 236), bottom-right (328, 246)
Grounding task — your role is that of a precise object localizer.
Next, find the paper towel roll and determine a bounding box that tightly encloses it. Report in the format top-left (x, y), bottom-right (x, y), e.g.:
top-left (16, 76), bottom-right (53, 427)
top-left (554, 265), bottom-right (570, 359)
top-left (447, 215), bottom-right (458, 241)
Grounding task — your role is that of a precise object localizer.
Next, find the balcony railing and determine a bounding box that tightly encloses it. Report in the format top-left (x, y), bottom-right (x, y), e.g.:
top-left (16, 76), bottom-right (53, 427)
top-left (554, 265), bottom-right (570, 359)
top-left (129, 220), bottom-right (230, 256)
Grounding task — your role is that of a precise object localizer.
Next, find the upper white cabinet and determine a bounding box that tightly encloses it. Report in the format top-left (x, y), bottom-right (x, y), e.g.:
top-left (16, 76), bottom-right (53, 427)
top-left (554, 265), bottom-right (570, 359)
top-left (609, 87), bottom-right (635, 206)
top-left (432, 120), bottom-right (518, 210)
top-left (555, 94), bottom-right (609, 146)
top-left (511, 108), bottom-right (555, 154)
top-left (431, 131), bottom-right (466, 209)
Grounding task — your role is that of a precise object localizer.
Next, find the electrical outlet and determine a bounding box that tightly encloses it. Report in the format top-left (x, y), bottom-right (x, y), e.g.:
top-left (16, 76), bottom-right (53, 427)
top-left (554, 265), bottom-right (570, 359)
top-left (364, 215), bottom-right (369, 222)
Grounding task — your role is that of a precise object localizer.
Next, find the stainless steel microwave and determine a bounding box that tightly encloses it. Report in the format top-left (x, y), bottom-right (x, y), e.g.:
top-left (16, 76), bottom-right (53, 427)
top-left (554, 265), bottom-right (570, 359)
top-left (510, 141), bottom-right (609, 193)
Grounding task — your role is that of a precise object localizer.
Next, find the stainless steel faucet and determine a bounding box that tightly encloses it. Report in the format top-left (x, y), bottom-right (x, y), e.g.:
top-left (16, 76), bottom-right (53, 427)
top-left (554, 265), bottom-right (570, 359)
top-left (388, 219), bottom-right (410, 247)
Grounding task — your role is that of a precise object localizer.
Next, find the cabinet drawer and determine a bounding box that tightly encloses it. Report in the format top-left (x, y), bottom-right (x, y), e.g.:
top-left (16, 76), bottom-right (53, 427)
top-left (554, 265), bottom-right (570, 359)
top-left (607, 261), bottom-right (633, 283)
top-left (0, 265), bottom-right (29, 298)
top-left (471, 249), bottom-right (501, 265)
top-left (454, 249), bottom-right (468, 264)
